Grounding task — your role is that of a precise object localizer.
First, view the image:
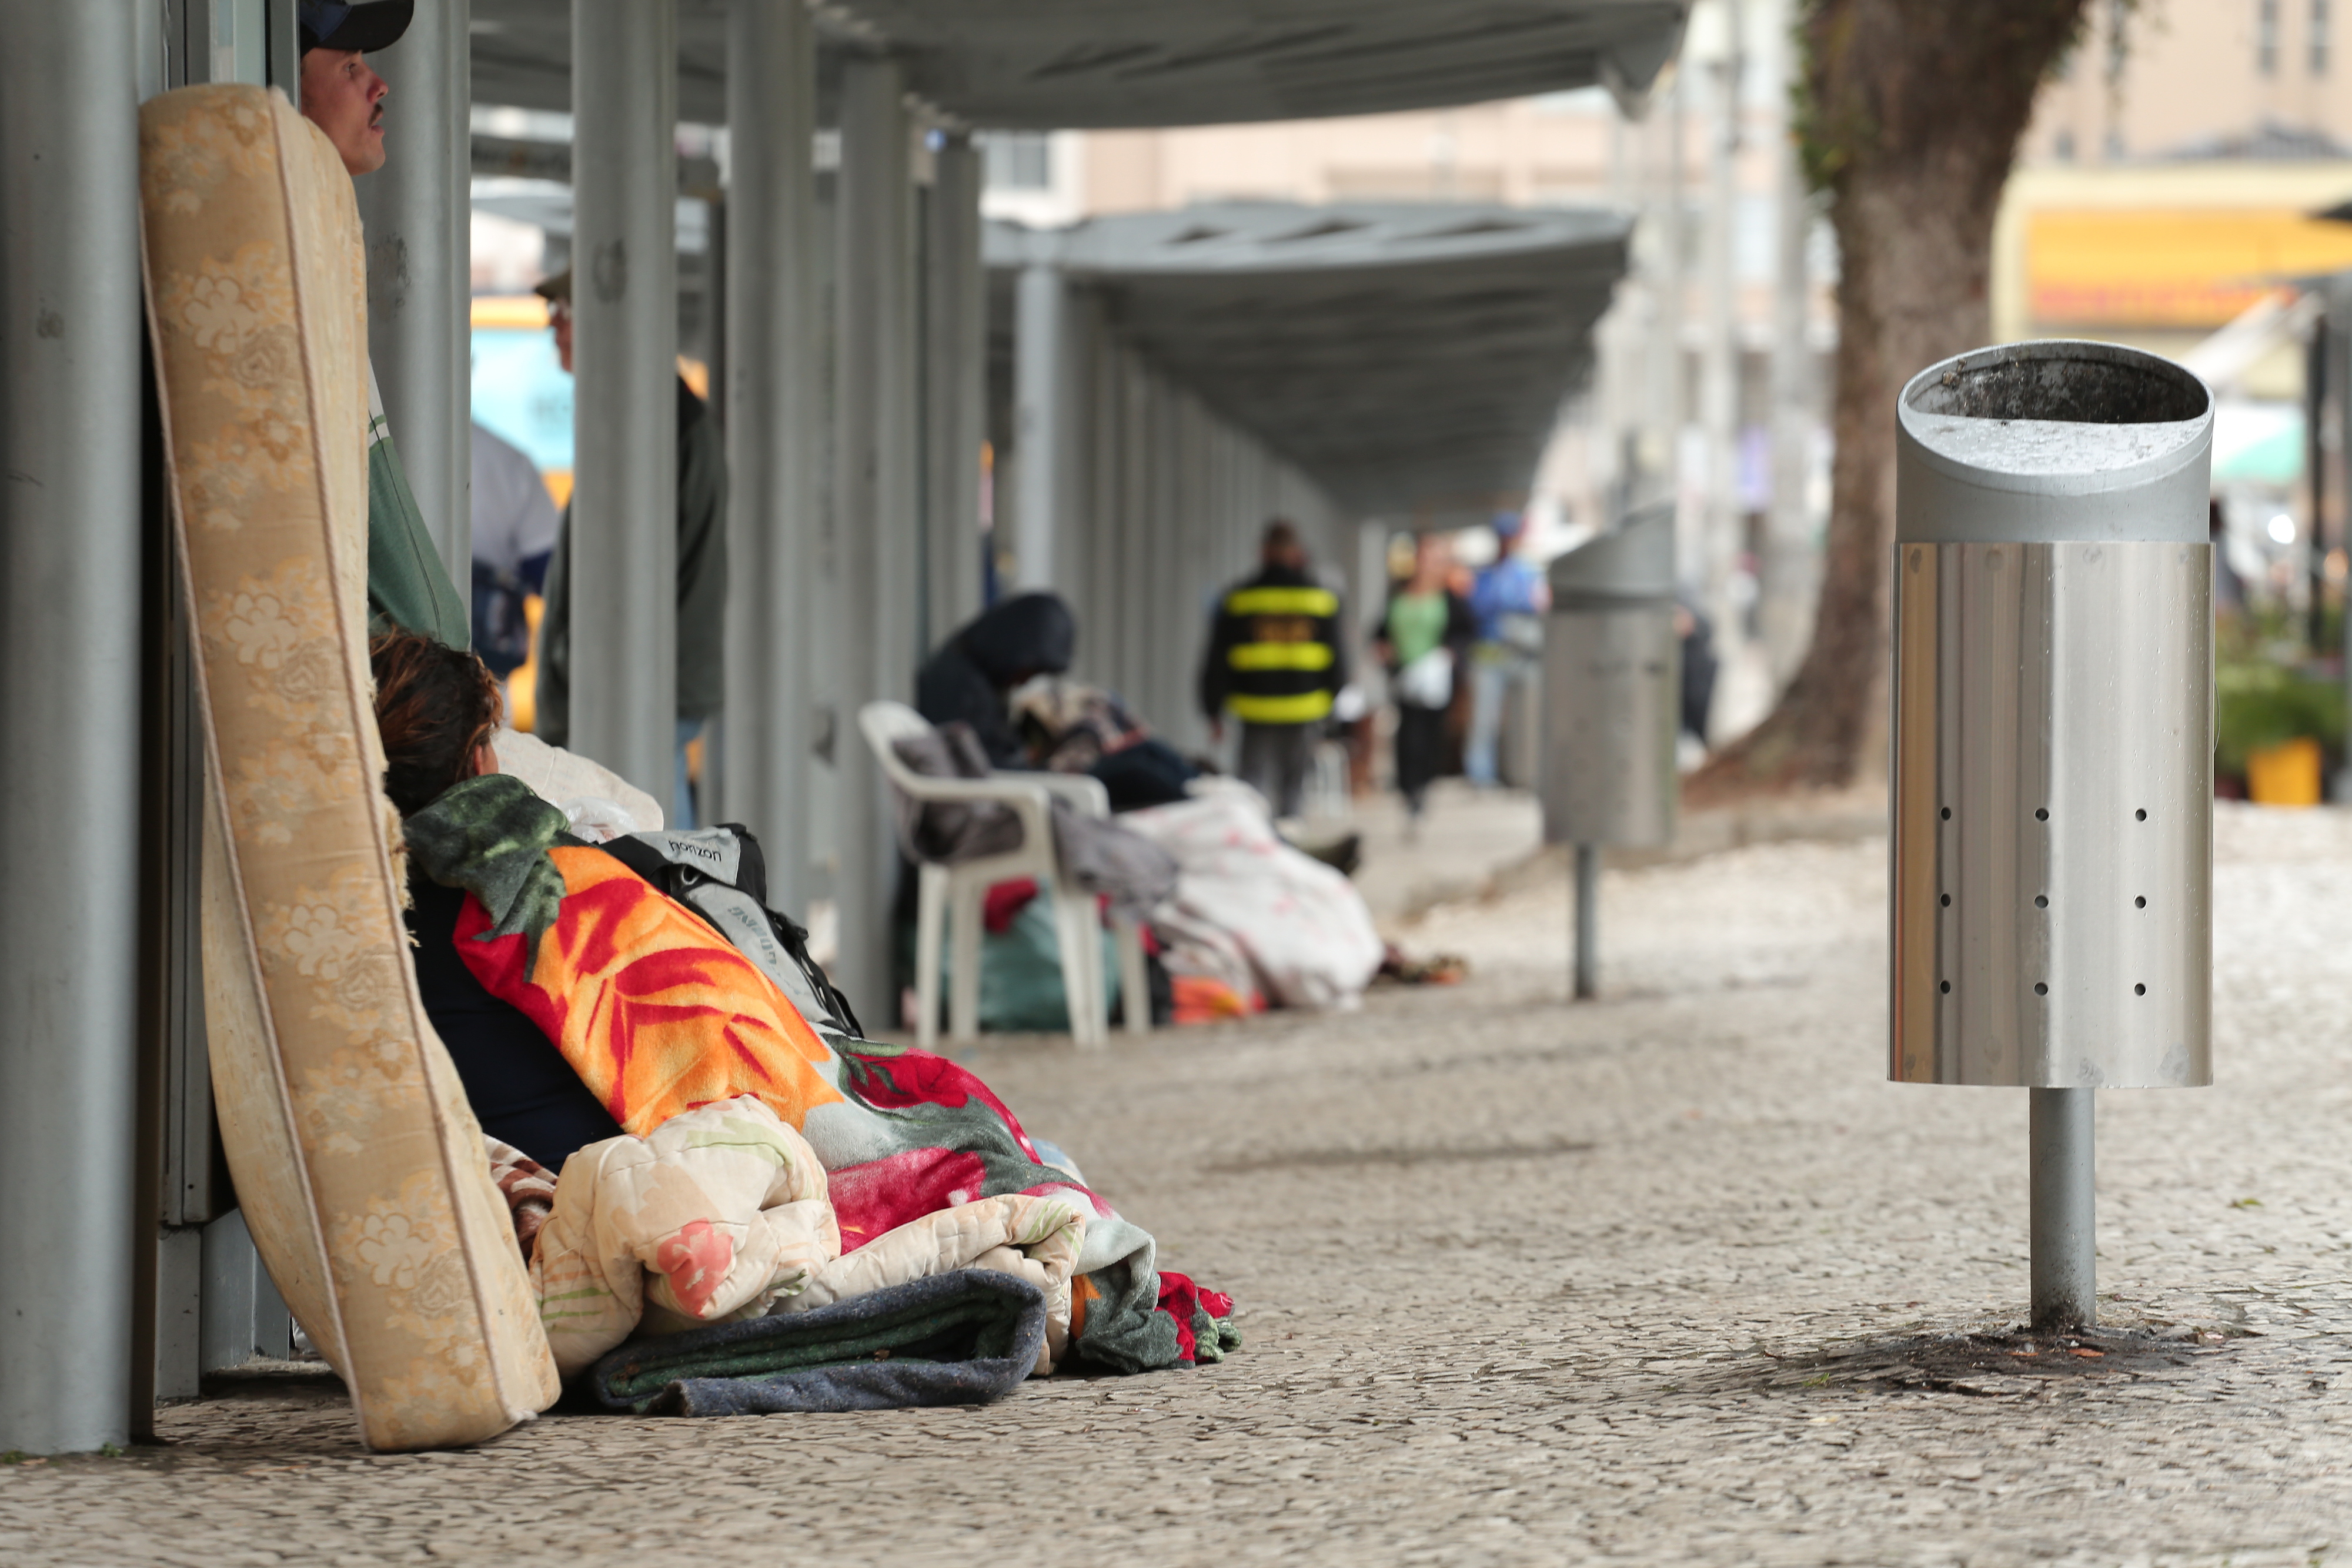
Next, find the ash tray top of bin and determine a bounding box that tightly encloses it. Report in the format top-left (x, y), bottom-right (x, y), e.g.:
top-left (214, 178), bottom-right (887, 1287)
top-left (1900, 339), bottom-right (2211, 483)
top-left (1548, 500), bottom-right (1675, 606)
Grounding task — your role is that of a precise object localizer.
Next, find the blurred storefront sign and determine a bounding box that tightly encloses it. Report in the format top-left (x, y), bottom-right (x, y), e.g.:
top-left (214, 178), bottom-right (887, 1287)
top-left (2027, 208), bottom-right (2352, 328)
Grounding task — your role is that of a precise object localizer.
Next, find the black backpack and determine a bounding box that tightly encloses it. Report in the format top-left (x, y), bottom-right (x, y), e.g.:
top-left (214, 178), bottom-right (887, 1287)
top-left (594, 824), bottom-right (863, 1039)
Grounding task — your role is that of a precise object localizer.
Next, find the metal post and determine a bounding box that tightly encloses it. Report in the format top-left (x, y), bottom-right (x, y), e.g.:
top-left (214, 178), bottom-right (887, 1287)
top-left (0, 0), bottom-right (145, 1455)
top-left (2309, 319), bottom-right (2329, 654)
top-left (354, 0), bottom-right (470, 599)
top-left (1655, 71), bottom-right (1684, 514)
top-left (1014, 260), bottom-right (1067, 593)
top-left (570, 0), bottom-right (678, 798)
top-left (924, 132), bottom-right (985, 647)
top-left (1762, 0), bottom-right (1815, 686)
top-left (1699, 0), bottom-right (1742, 690)
top-left (1573, 843), bottom-right (1601, 1000)
top-left (833, 54), bottom-right (916, 1019)
top-left (722, 0), bottom-right (815, 910)
top-left (2029, 1086), bottom-right (2097, 1330)
top-left (2338, 278), bottom-right (2352, 800)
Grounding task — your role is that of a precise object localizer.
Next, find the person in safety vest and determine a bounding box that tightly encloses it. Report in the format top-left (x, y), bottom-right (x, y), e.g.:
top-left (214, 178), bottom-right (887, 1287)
top-left (1198, 519), bottom-right (1349, 820)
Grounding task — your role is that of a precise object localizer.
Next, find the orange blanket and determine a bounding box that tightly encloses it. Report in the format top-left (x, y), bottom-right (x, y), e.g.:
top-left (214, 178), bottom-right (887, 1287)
top-left (457, 847), bottom-right (844, 1135)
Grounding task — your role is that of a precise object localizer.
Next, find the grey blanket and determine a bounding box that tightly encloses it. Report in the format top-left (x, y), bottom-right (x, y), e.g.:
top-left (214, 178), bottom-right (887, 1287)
top-left (889, 722), bottom-right (1177, 925)
top-left (588, 1269), bottom-right (1050, 1416)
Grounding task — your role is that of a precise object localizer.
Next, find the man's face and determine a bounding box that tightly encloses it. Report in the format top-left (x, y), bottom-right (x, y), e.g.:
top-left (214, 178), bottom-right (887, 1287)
top-left (299, 47), bottom-right (387, 175)
top-left (549, 300), bottom-right (573, 375)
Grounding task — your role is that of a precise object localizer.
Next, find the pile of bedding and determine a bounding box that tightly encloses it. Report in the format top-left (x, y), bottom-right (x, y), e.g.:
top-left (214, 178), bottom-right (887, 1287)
top-left (413, 774), bottom-right (1236, 1410)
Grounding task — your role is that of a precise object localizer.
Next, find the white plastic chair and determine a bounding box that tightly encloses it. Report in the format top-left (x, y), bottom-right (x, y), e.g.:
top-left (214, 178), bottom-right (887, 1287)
top-left (859, 701), bottom-right (1151, 1048)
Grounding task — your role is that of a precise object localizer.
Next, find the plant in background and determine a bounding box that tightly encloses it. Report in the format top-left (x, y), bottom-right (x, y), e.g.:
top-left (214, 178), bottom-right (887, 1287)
top-left (2214, 660), bottom-right (2346, 780)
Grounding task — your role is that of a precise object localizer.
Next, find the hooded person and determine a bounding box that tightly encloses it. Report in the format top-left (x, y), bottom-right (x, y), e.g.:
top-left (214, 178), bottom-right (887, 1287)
top-left (915, 593), bottom-right (1077, 768)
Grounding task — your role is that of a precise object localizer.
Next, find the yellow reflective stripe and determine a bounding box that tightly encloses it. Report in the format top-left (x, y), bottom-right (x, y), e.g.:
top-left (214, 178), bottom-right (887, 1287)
top-left (1228, 641), bottom-right (1335, 673)
top-left (1226, 586), bottom-right (1337, 618)
top-left (1228, 690), bottom-right (1334, 723)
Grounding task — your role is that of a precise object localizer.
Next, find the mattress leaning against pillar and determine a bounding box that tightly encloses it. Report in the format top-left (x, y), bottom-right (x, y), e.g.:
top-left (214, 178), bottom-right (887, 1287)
top-left (138, 83), bottom-right (562, 1451)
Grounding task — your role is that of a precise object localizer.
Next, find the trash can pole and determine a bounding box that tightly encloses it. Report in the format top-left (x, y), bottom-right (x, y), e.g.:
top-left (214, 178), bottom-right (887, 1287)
top-left (1573, 842), bottom-right (1601, 1000)
top-left (2029, 1086), bottom-right (2097, 1331)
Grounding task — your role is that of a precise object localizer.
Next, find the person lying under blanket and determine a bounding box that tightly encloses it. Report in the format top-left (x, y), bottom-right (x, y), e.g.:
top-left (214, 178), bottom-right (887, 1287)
top-left (370, 631), bottom-right (1236, 1380)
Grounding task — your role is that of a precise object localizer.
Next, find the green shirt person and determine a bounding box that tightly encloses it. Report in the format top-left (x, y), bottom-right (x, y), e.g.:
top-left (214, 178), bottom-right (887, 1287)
top-left (298, 1), bottom-right (471, 649)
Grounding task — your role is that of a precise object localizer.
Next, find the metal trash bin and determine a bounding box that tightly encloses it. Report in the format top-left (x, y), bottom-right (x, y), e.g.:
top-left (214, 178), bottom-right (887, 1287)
top-left (1539, 503), bottom-right (1678, 997)
top-left (1890, 339), bottom-right (2213, 1329)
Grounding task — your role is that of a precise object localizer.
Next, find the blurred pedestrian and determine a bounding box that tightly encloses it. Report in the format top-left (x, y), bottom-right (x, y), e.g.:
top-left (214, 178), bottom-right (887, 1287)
top-left (1464, 510), bottom-right (1550, 788)
top-left (469, 420), bottom-right (559, 680)
top-left (1676, 594), bottom-right (1719, 751)
top-left (1199, 520), bottom-right (1349, 820)
top-left (528, 268), bottom-right (729, 827)
top-left (1374, 534), bottom-right (1475, 831)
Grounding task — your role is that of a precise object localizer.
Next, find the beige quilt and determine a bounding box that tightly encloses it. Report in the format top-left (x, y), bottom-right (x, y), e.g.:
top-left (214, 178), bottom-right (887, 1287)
top-left (533, 1098), bottom-right (1087, 1379)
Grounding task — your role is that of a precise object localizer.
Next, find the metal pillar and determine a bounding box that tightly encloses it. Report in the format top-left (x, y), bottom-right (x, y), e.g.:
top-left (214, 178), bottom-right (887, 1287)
top-left (1761, 9), bottom-right (1815, 686)
top-left (0, 0), bottom-right (145, 1455)
top-left (569, 0), bottom-right (678, 798)
top-left (1698, 0), bottom-right (1743, 700)
top-left (2029, 1087), bottom-right (2096, 1330)
top-left (924, 133), bottom-right (986, 648)
top-left (1117, 353), bottom-right (1151, 703)
top-left (353, 0), bottom-right (469, 597)
top-left (1573, 844), bottom-right (1601, 1000)
top-left (721, 0), bottom-right (816, 910)
top-left (833, 54), bottom-right (917, 1019)
top-left (1014, 260), bottom-right (1068, 594)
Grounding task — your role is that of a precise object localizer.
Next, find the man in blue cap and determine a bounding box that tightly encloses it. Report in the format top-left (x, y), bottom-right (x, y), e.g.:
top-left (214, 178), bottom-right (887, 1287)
top-left (1464, 510), bottom-right (1549, 789)
top-left (296, 1), bottom-right (472, 651)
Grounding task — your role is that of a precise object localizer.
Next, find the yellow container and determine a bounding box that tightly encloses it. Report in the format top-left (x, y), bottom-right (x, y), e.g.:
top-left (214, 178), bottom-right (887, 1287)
top-left (2246, 735), bottom-right (2323, 806)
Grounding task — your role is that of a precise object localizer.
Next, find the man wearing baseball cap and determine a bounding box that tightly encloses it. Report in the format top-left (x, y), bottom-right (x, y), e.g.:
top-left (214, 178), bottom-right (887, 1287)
top-left (296, 0), bottom-right (472, 650)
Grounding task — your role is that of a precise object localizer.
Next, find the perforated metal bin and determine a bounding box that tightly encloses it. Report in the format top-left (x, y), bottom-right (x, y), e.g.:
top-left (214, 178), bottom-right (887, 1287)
top-left (1890, 341), bottom-right (2215, 1089)
top-left (1539, 503), bottom-right (1678, 851)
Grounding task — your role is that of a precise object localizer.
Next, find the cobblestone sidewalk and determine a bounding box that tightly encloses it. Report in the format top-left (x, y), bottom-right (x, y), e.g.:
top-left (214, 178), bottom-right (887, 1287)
top-left (11, 805), bottom-right (2352, 1565)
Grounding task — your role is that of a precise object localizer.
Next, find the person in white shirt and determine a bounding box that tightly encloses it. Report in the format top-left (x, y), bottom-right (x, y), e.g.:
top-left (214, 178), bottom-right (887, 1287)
top-left (469, 420), bottom-right (560, 677)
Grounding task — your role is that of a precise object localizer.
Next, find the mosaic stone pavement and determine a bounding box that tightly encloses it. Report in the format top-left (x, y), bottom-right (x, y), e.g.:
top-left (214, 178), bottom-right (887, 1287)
top-left (10, 803), bottom-right (2352, 1565)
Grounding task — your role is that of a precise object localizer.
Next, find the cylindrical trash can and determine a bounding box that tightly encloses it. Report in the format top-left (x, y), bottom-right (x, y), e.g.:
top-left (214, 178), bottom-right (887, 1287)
top-left (1890, 339), bottom-right (2213, 1333)
top-left (1540, 502), bottom-right (1679, 851)
top-left (1541, 503), bottom-right (1678, 1001)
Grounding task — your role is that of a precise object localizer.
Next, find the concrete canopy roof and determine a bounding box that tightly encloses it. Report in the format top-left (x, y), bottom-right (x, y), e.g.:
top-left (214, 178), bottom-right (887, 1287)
top-left (820, 1), bottom-right (1686, 128)
top-left (468, 1), bottom-right (1685, 127)
top-left (990, 202), bottom-right (1631, 517)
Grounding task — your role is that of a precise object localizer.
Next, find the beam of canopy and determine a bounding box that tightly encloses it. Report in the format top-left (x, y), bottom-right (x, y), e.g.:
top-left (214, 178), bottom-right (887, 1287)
top-left (469, 1), bottom-right (1685, 126)
top-left (991, 201), bottom-right (1631, 517)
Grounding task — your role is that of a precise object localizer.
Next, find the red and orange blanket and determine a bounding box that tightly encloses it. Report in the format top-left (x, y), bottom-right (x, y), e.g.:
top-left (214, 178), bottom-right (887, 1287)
top-left (405, 774), bottom-right (1235, 1373)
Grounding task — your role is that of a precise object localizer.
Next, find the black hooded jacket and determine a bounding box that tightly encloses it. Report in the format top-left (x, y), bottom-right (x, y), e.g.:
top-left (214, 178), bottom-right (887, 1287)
top-left (914, 593), bottom-right (1077, 767)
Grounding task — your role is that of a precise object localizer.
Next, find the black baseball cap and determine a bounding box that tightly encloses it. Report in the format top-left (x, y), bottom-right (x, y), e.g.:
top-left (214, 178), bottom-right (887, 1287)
top-left (298, 1), bottom-right (414, 54)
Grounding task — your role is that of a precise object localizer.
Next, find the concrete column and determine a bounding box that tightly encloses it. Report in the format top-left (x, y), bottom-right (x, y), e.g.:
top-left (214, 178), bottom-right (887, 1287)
top-left (1177, 397), bottom-right (1214, 756)
top-left (721, 0), bottom-right (815, 910)
top-left (353, 0), bottom-right (470, 597)
top-left (569, 0), bottom-right (678, 798)
top-left (1762, 10), bottom-right (1816, 686)
top-left (833, 54), bottom-right (918, 1019)
top-left (1117, 353), bottom-right (1150, 703)
top-left (0, 0), bottom-right (143, 1455)
top-left (924, 133), bottom-right (985, 649)
top-left (1014, 260), bottom-right (1068, 594)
